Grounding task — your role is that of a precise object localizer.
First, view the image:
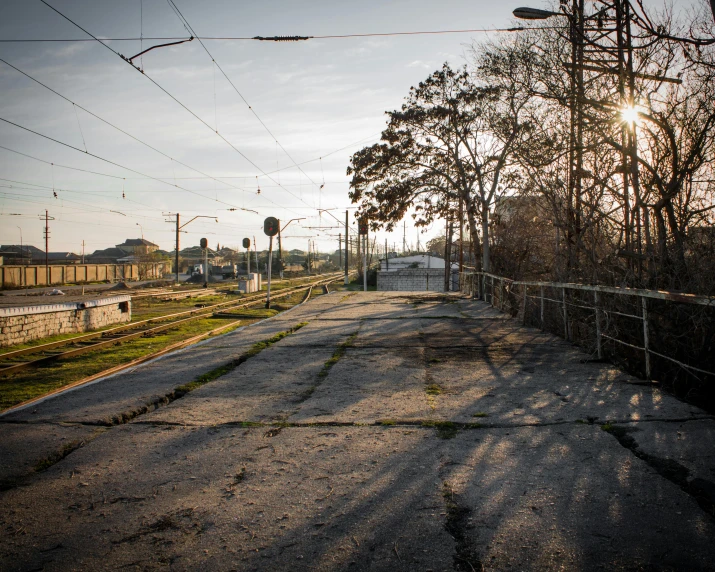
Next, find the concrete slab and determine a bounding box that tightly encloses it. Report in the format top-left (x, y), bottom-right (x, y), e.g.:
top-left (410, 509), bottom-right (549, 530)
top-left (0, 425), bottom-right (456, 572)
top-left (291, 347), bottom-right (431, 424)
top-left (142, 345), bottom-right (338, 425)
top-left (2, 292), bottom-right (714, 571)
top-left (0, 422), bottom-right (103, 486)
top-left (441, 425), bottom-right (715, 571)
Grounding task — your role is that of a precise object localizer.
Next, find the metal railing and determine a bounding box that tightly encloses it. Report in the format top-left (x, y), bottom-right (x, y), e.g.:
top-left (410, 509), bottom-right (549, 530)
top-left (460, 272), bottom-right (715, 384)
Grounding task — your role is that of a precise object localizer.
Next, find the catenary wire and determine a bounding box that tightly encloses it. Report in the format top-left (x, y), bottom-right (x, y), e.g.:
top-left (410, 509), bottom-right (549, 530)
top-left (166, 0), bottom-right (322, 194)
top-left (0, 116), bottom-right (258, 213)
top-left (39, 0), bottom-right (318, 213)
top-left (0, 26), bottom-right (545, 43)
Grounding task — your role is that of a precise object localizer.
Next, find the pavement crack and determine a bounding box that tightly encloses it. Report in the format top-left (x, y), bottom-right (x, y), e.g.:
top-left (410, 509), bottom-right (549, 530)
top-left (601, 422), bottom-right (715, 519)
top-left (296, 328), bottom-right (361, 403)
top-left (442, 481), bottom-right (482, 572)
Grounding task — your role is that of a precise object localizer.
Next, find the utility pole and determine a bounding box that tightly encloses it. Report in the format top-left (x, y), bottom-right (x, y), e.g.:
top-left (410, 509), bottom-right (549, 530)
top-left (307, 239), bottom-right (311, 275)
top-left (17, 226), bottom-right (23, 293)
top-left (266, 236), bottom-right (273, 308)
top-left (385, 238), bottom-right (388, 271)
top-left (345, 210), bottom-right (349, 284)
top-left (39, 210), bottom-right (54, 285)
top-left (363, 232), bottom-right (368, 292)
top-left (175, 213), bottom-right (180, 283)
top-left (81, 240), bottom-right (85, 264)
top-left (277, 220), bottom-right (283, 279)
top-left (165, 213), bottom-right (218, 284)
top-left (338, 233), bottom-right (342, 269)
top-left (253, 236), bottom-right (258, 277)
top-left (403, 221), bottom-right (407, 253)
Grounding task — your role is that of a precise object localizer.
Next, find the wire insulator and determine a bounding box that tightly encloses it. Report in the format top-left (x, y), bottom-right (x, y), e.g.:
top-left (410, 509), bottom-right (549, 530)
top-left (252, 35), bottom-right (312, 42)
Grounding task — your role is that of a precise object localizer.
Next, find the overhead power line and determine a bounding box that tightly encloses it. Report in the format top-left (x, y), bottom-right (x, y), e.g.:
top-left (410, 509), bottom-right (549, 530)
top-left (0, 27), bottom-right (534, 43)
top-left (0, 57), bottom-right (254, 197)
top-left (39, 0), bottom-right (319, 212)
top-left (164, 0), bottom-right (322, 192)
top-left (0, 116), bottom-right (256, 213)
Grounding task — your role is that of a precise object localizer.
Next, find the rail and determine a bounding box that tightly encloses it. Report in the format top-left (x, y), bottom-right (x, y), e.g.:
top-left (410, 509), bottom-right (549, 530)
top-left (0, 272), bottom-right (344, 377)
top-left (460, 272), bottom-right (715, 384)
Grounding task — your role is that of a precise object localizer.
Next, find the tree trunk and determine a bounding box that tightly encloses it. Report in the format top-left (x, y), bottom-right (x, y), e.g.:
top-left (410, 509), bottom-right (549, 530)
top-left (481, 205), bottom-right (491, 273)
top-left (462, 194), bottom-right (481, 271)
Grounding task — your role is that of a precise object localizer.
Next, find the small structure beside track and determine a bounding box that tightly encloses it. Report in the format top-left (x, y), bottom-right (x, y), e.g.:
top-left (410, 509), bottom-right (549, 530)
top-left (0, 295), bottom-right (131, 348)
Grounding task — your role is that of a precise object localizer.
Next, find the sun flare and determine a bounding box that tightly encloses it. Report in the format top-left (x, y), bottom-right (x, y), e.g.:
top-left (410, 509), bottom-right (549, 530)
top-left (621, 106), bottom-right (639, 125)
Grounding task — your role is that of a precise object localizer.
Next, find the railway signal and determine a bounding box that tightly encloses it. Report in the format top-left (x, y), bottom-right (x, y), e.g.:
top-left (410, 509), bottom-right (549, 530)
top-left (243, 238), bottom-right (251, 275)
top-left (264, 217), bottom-right (279, 237)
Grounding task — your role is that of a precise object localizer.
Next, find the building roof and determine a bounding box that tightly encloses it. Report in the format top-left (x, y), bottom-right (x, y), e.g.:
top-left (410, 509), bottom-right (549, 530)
top-left (88, 247), bottom-right (127, 259)
top-left (46, 252), bottom-right (81, 261)
top-left (0, 244), bottom-right (45, 256)
top-left (117, 238), bottom-right (158, 248)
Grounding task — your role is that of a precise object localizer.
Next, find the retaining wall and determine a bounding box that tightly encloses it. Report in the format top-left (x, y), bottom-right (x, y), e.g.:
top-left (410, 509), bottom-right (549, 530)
top-left (377, 269), bottom-right (445, 292)
top-left (0, 295), bottom-right (132, 348)
top-left (0, 263), bottom-right (168, 289)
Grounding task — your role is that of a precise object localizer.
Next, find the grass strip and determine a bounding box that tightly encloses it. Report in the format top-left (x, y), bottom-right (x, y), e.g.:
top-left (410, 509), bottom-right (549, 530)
top-left (296, 330), bottom-right (359, 403)
top-left (174, 322), bottom-right (308, 396)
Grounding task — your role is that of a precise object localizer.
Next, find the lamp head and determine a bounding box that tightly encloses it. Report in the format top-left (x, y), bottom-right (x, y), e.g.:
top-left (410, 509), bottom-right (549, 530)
top-left (513, 7), bottom-right (560, 20)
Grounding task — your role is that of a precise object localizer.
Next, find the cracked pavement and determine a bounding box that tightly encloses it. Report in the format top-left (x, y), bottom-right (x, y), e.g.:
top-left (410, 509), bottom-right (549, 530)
top-left (1, 291), bottom-right (714, 571)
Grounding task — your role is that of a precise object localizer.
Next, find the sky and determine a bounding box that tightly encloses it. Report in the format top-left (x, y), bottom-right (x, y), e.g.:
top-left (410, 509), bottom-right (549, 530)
top-left (0, 0), bottom-right (689, 256)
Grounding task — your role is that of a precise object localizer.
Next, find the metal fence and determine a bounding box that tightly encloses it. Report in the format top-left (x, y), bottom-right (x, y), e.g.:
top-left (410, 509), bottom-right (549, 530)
top-left (460, 272), bottom-right (715, 395)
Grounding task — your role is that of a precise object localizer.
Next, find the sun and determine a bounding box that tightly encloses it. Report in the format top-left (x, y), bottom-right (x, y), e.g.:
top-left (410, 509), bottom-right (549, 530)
top-left (621, 106), bottom-right (639, 125)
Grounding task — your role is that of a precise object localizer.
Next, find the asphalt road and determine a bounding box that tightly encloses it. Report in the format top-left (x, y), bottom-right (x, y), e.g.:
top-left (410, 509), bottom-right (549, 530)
top-left (1, 292), bottom-right (714, 571)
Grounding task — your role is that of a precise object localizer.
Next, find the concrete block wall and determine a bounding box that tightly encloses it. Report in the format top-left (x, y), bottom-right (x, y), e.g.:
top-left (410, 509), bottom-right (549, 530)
top-left (0, 263), bottom-right (169, 289)
top-left (0, 295), bottom-right (132, 348)
top-left (377, 269), bottom-right (445, 292)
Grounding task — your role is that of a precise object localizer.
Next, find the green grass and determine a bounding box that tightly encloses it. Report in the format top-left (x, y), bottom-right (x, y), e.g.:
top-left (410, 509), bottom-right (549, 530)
top-left (0, 281), bottom-right (320, 412)
top-left (0, 317), bottom-right (244, 411)
top-left (471, 412), bottom-right (488, 418)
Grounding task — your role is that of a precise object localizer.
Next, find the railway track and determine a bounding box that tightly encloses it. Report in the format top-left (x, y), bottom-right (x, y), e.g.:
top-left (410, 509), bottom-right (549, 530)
top-left (0, 273), bottom-right (343, 378)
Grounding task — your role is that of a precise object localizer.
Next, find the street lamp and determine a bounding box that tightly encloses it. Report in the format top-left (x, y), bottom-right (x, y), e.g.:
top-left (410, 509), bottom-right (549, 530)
top-left (514, 3), bottom-right (584, 275)
top-left (136, 223), bottom-right (144, 240)
top-left (512, 7), bottom-right (561, 19)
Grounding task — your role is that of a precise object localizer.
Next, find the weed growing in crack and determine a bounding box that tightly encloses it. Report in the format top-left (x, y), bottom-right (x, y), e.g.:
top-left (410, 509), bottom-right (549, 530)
top-left (34, 440), bottom-right (85, 472)
top-left (442, 481), bottom-right (482, 571)
top-left (425, 383), bottom-right (443, 395)
top-left (174, 323), bottom-right (308, 396)
top-left (422, 420), bottom-right (458, 439)
top-left (472, 412), bottom-right (488, 418)
top-left (300, 331), bottom-right (359, 401)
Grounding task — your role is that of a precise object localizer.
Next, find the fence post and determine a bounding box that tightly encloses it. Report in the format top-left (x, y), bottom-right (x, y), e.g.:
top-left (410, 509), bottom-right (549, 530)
top-left (562, 287), bottom-right (569, 340)
top-left (594, 290), bottom-right (602, 359)
top-left (522, 284), bottom-right (527, 325)
top-left (499, 278), bottom-right (504, 311)
top-left (540, 286), bottom-right (544, 329)
top-left (490, 275), bottom-right (494, 306)
top-left (641, 296), bottom-right (651, 379)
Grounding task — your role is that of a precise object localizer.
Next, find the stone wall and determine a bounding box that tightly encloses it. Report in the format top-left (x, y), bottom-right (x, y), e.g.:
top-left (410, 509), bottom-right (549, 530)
top-left (377, 269), bottom-right (446, 292)
top-left (0, 295), bottom-right (132, 348)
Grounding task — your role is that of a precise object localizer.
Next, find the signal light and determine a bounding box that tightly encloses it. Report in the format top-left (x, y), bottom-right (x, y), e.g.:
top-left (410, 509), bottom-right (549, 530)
top-left (358, 218), bottom-right (369, 235)
top-left (200, 237), bottom-right (208, 249)
top-left (242, 238), bottom-right (251, 249)
top-left (264, 217), bottom-right (279, 237)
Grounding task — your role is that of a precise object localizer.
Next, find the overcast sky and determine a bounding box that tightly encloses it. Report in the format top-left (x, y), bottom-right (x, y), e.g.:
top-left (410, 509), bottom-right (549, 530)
top-left (0, 0), bottom-right (688, 255)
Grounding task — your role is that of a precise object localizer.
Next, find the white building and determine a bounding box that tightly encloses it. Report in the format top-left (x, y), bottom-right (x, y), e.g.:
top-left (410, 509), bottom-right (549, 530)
top-left (380, 254), bottom-right (452, 272)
